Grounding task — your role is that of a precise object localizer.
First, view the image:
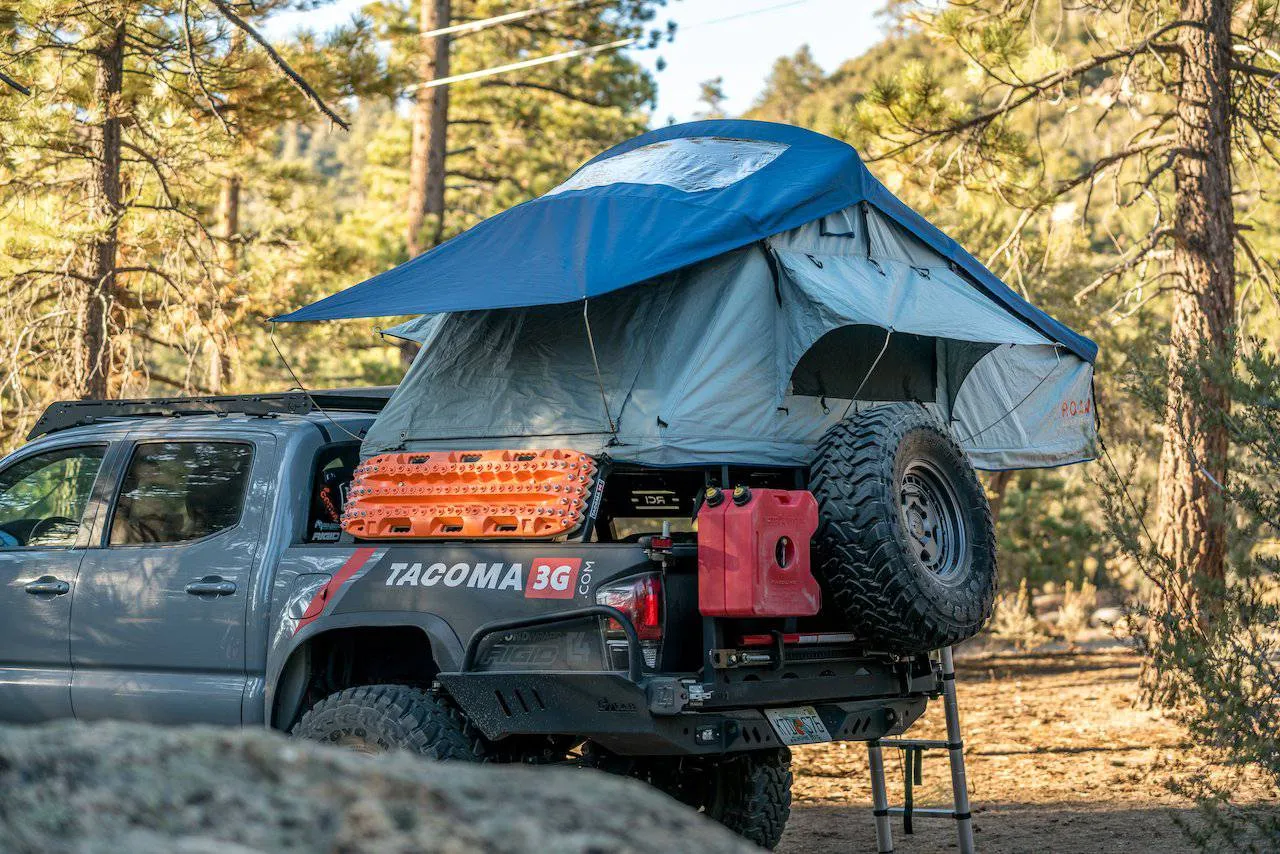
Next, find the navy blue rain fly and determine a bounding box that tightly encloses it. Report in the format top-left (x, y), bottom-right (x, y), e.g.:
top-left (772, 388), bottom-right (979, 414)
top-left (273, 120), bottom-right (1096, 364)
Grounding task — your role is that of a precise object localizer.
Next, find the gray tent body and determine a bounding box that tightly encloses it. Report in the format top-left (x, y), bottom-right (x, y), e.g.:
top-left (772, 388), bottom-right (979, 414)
top-left (370, 204), bottom-right (1097, 471)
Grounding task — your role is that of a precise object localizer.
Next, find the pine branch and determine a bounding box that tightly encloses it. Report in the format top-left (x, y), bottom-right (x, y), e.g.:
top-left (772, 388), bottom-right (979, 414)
top-left (1235, 232), bottom-right (1280, 314)
top-left (448, 170), bottom-right (503, 184)
top-left (9, 268), bottom-right (94, 284)
top-left (1051, 135), bottom-right (1175, 199)
top-left (868, 19), bottom-right (1199, 162)
top-left (1231, 59), bottom-right (1280, 79)
top-left (1074, 225), bottom-right (1177, 304)
top-left (130, 327), bottom-right (186, 351)
top-left (206, 0), bottom-right (349, 130)
top-left (481, 79), bottom-right (615, 108)
top-left (0, 69), bottom-right (30, 95)
top-left (146, 370), bottom-right (215, 395)
top-left (183, 0), bottom-right (232, 135)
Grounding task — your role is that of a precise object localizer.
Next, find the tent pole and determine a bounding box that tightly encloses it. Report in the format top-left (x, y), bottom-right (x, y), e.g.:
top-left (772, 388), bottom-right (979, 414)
top-left (582, 299), bottom-right (617, 433)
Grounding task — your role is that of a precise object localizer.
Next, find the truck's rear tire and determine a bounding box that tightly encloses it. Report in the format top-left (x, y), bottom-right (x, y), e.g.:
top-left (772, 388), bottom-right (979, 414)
top-left (617, 749), bottom-right (792, 849)
top-left (702, 748), bottom-right (792, 849)
top-left (292, 684), bottom-right (490, 760)
top-left (809, 403), bottom-right (997, 652)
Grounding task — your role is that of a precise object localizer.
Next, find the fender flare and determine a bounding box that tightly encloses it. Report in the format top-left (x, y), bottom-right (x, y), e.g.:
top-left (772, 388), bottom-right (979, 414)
top-left (265, 610), bottom-right (464, 731)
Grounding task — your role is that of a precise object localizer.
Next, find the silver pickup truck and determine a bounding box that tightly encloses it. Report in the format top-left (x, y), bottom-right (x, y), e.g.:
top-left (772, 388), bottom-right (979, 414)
top-left (1, 390), bottom-right (947, 849)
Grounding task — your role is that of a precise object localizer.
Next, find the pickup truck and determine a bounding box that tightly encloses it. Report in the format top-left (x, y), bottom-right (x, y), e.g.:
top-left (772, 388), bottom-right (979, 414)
top-left (0, 390), bottom-right (945, 849)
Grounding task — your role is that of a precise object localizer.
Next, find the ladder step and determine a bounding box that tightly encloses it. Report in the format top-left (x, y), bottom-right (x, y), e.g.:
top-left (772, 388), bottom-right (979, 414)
top-left (887, 807), bottom-right (956, 818)
top-left (868, 648), bottom-right (975, 854)
top-left (878, 738), bottom-right (950, 750)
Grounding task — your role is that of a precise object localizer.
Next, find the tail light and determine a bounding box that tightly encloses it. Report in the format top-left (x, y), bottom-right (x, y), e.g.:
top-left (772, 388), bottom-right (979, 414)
top-left (595, 573), bottom-right (663, 669)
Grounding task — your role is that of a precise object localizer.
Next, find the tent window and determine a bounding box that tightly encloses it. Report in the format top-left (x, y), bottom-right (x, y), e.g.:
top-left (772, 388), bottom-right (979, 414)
top-left (791, 326), bottom-right (937, 402)
top-left (546, 137), bottom-right (788, 196)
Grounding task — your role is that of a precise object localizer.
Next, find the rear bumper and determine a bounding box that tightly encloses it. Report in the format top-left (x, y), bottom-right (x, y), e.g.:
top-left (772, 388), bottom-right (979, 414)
top-left (440, 602), bottom-right (939, 756)
top-left (438, 669), bottom-right (929, 756)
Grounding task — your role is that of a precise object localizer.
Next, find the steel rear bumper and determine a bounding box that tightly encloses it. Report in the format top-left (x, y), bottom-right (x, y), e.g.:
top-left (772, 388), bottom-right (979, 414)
top-left (437, 669), bottom-right (928, 755)
top-left (440, 603), bottom-right (934, 756)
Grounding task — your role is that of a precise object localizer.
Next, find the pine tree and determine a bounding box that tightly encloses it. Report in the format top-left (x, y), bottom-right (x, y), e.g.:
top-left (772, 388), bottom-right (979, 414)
top-left (382, 0), bottom-right (669, 231)
top-left (0, 0), bottom-right (345, 436)
top-left (696, 76), bottom-right (727, 119)
top-left (751, 45), bottom-right (824, 123)
top-left (234, 1), bottom-right (670, 392)
top-left (849, 0), bottom-right (1280, 600)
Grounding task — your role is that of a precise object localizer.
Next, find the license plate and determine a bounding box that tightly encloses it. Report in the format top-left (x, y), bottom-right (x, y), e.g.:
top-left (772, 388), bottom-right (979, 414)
top-left (764, 705), bottom-right (832, 745)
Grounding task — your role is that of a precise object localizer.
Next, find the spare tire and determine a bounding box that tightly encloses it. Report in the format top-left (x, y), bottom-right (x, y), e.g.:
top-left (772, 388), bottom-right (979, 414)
top-left (809, 403), bottom-right (996, 652)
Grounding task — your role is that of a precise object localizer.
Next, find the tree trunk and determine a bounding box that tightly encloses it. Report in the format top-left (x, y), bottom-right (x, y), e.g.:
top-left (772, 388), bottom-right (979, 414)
top-left (209, 29), bottom-right (248, 394)
top-left (82, 17), bottom-right (125, 400)
top-left (407, 0), bottom-right (451, 258)
top-left (402, 0), bottom-right (451, 370)
top-left (1154, 0), bottom-right (1235, 601)
top-left (986, 469), bottom-right (1015, 522)
top-left (217, 174), bottom-right (241, 270)
top-left (208, 174), bottom-right (242, 393)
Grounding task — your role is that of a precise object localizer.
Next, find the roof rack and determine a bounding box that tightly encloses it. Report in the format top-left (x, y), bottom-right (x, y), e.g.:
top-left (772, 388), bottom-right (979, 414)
top-left (27, 387), bottom-right (395, 440)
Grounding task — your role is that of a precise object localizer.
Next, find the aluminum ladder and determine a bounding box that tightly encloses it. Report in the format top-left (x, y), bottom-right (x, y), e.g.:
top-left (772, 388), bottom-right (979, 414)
top-left (866, 645), bottom-right (975, 854)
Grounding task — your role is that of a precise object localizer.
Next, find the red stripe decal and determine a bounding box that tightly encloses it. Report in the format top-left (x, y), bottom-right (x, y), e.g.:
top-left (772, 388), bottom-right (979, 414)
top-left (294, 547), bottom-right (377, 635)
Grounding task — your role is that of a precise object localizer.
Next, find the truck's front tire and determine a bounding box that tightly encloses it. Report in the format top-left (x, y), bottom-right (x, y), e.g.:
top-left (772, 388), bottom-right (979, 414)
top-left (292, 684), bottom-right (489, 760)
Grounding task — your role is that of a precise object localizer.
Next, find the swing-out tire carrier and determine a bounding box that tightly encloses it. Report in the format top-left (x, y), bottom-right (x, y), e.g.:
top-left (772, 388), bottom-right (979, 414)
top-left (437, 607), bottom-right (938, 757)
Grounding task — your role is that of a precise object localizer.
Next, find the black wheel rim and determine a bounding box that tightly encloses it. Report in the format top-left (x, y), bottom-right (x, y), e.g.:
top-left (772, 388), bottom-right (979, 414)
top-left (899, 458), bottom-right (967, 580)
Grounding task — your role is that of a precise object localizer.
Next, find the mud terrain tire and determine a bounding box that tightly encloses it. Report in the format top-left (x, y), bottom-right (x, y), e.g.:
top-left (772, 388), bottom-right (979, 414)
top-left (809, 403), bottom-right (997, 652)
top-left (293, 683), bottom-right (490, 760)
top-left (607, 748), bottom-right (792, 850)
top-left (702, 748), bottom-right (792, 850)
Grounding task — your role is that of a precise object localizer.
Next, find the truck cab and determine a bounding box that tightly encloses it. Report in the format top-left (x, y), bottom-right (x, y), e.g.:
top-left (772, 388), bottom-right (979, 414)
top-left (0, 393), bottom-right (377, 724)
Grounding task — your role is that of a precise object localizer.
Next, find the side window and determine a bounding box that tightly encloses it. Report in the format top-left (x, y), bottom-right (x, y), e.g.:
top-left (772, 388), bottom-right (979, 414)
top-left (110, 442), bottom-right (253, 546)
top-left (0, 446), bottom-right (106, 548)
top-left (307, 443), bottom-right (359, 543)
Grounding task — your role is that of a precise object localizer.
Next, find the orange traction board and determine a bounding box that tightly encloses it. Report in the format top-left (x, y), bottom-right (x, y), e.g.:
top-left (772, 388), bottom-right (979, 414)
top-left (342, 449), bottom-right (598, 540)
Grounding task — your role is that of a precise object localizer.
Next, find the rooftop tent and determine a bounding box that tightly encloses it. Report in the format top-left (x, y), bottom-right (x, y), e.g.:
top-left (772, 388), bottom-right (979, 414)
top-left (276, 120), bottom-right (1099, 471)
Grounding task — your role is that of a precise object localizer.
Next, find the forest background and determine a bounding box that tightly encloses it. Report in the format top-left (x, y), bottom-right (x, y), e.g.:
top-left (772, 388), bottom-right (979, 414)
top-left (2, 0), bottom-right (1278, 843)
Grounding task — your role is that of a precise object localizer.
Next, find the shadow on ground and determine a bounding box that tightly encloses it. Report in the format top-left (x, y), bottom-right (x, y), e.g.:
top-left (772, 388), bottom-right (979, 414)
top-left (782, 801), bottom-right (1204, 854)
top-left (779, 648), bottom-right (1278, 854)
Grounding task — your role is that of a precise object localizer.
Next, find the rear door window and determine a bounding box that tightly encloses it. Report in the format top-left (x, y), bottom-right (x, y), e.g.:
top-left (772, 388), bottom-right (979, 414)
top-left (109, 442), bottom-right (253, 546)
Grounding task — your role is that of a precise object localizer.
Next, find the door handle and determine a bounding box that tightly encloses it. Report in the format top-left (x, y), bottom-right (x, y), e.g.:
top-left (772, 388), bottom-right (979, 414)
top-left (185, 576), bottom-right (237, 597)
top-left (25, 575), bottom-right (70, 596)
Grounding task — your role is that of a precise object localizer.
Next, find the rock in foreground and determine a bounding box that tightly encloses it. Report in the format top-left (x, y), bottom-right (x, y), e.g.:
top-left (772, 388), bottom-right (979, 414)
top-left (0, 722), bottom-right (756, 854)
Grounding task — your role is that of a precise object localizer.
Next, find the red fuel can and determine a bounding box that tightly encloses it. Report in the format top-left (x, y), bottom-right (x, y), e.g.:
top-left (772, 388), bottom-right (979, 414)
top-left (698, 487), bottom-right (821, 618)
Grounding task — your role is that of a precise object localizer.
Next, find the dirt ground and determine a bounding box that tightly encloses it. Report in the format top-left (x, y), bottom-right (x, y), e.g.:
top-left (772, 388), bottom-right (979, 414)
top-left (778, 645), bottom-right (1277, 853)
